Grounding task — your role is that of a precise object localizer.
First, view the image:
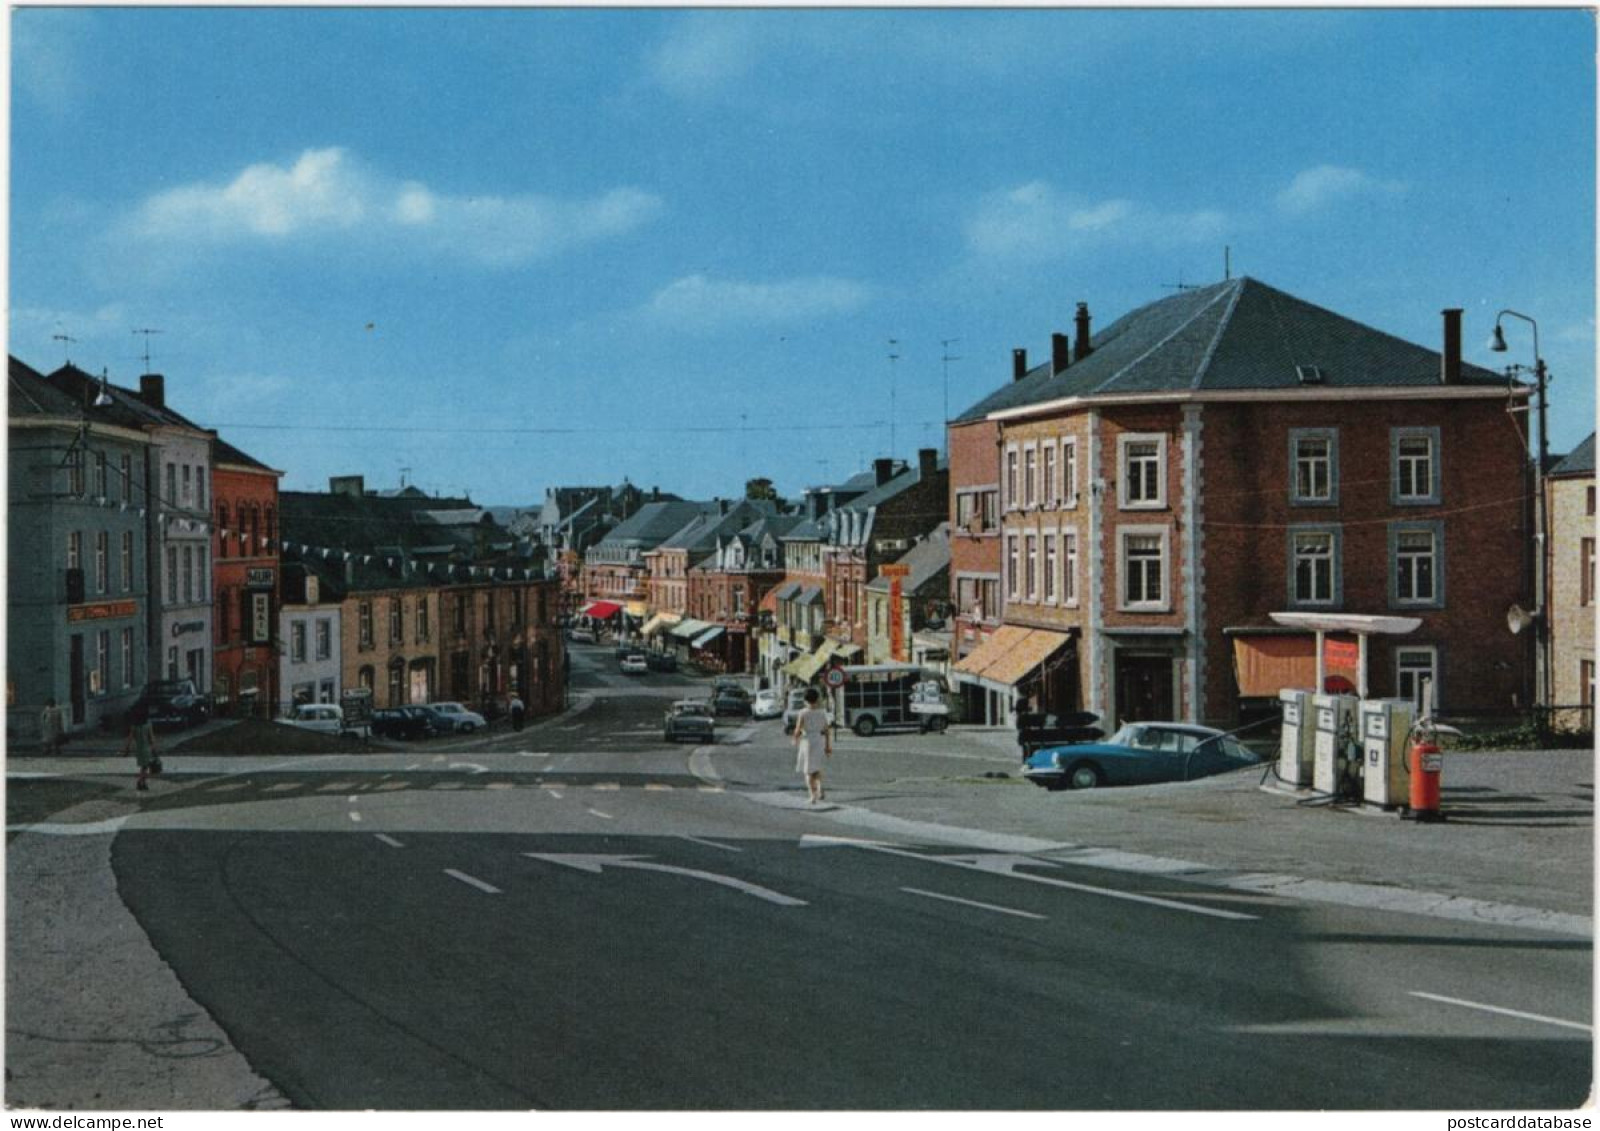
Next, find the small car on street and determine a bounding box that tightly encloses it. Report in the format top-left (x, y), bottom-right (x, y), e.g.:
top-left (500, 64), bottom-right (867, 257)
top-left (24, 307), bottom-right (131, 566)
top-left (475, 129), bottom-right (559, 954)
top-left (419, 701), bottom-right (488, 734)
top-left (282, 703), bottom-right (371, 740)
top-left (1023, 721), bottom-right (1261, 791)
top-left (711, 686), bottom-right (752, 717)
top-left (568, 626), bottom-right (597, 644)
top-left (751, 689), bottom-right (782, 719)
top-left (663, 700), bottom-right (716, 744)
top-left (135, 678), bottom-right (212, 730)
top-left (371, 706), bottom-right (437, 741)
top-left (646, 651), bottom-right (678, 672)
top-left (620, 653), bottom-right (649, 674)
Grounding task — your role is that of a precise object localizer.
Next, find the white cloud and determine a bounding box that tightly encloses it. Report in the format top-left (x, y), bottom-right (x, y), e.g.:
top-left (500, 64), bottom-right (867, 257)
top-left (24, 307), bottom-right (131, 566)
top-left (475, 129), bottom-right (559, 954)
top-left (13, 9), bottom-right (93, 111)
top-left (965, 181), bottom-right (1227, 261)
top-left (1276, 164), bottom-right (1403, 215)
top-left (645, 274), bottom-right (874, 331)
top-left (127, 148), bottom-right (663, 266)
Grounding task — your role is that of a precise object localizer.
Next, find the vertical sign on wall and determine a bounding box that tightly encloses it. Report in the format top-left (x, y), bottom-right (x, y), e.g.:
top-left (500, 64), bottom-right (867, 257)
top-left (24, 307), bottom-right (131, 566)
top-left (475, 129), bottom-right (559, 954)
top-left (881, 563), bottom-right (910, 663)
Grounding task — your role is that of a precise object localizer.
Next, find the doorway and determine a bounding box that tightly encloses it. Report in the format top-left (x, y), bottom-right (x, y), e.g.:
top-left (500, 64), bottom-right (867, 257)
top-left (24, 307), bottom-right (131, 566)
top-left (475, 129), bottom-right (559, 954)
top-left (1115, 651), bottom-right (1175, 723)
top-left (69, 634), bottom-right (85, 726)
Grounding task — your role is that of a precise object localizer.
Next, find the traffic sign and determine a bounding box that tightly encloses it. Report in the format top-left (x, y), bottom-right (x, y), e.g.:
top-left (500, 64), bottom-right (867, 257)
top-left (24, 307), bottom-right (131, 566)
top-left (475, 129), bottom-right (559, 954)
top-left (824, 666), bottom-right (845, 688)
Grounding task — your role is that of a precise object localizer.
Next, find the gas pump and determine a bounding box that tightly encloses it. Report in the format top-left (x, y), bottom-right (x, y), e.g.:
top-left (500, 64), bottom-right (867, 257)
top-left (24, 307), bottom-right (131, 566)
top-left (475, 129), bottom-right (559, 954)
top-left (1359, 698), bottom-right (1415, 809)
top-left (1277, 688), bottom-right (1316, 787)
top-left (1311, 693), bottom-right (1359, 798)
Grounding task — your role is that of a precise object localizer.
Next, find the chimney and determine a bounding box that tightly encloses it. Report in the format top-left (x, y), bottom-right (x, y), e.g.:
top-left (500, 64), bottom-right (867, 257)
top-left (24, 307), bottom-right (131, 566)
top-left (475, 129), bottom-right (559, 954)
top-left (1051, 332), bottom-right (1071, 375)
top-left (1074, 302), bottom-right (1093, 361)
top-left (138, 374), bottom-right (165, 408)
top-left (874, 457), bottom-right (895, 486)
top-left (329, 475), bottom-right (365, 499)
top-left (918, 447), bottom-right (938, 479)
top-left (1012, 348), bottom-right (1028, 382)
top-left (718, 498), bottom-right (730, 516)
top-left (1441, 308), bottom-right (1462, 385)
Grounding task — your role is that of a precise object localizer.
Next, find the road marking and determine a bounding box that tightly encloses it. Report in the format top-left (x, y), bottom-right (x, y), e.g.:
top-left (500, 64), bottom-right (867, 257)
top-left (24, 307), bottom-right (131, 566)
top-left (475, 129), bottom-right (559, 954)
top-left (317, 782), bottom-right (357, 793)
top-left (348, 811), bottom-right (363, 823)
top-left (679, 835), bottom-right (742, 853)
top-left (592, 783), bottom-right (621, 791)
top-left (587, 808), bottom-right (614, 820)
top-left (544, 788), bottom-right (565, 799)
top-left (1409, 992), bottom-right (1592, 1033)
top-left (347, 795), bottom-right (359, 802)
top-left (799, 835), bottom-right (1256, 922)
top-left (404, 763), bottom-right (421, 771)
top-left (697, 785), bottom-right (725, 793)
top-left (449, 762), bottom-right (489, 775)
top-left (433, 782), bottom-right (464, 790)
top-left (525, 853), bottom-right (805, 906)
top-left (6, 817), bottom-right (129, 836)
top-left (209, 781), bottom-right (251, 792)
top-left (487, 782), bottom-right (514, 791)
top-left (374, 834), bottom-right (405, 848)
top-left (644, 783), bottom-right (672, 792)
top-left (444, 869), bottom-right (502, 895)
top-left (265, 783), bottom-right (299, 793)
top-left (374, 781), bottom-right (407, 792)
top-left (900, 887), bottom-right (1046, 921)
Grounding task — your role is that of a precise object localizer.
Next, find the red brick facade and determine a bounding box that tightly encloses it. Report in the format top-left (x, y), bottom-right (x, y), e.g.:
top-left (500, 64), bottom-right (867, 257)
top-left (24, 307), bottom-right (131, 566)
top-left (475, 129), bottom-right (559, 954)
top-left (212, 457), bottom-right (282, 716)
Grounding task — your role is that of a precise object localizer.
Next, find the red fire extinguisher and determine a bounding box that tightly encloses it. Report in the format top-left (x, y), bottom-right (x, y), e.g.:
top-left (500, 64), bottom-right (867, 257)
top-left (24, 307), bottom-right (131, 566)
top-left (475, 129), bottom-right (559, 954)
top-left (1408, 737), bottom-right (1444, 822)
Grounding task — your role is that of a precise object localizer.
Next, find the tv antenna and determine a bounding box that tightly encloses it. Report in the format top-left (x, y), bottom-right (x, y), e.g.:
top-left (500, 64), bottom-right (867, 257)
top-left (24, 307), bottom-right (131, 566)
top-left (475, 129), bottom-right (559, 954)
top-left (887, 339), bottom-right (900, 458)
top-left (52, 332), bottom-right (77, 365)
top-left (399, 465), bottom-right (413, 488)
top-left (1162, 272), bottom-right (1200, 293)
top-left (939, 337), bottom-right (961, 448)
top-left (132, 328), bottom-right (163, 371)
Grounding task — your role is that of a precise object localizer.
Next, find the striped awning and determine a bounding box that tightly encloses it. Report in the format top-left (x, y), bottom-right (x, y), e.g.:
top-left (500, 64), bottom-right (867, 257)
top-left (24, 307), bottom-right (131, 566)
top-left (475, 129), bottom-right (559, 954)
top-left (952, 625), bottom-right (1072, 689)
top-left (641, 612), bottom-right (681, 637)
top-left (671, 618), bottom-right (713, 640)
top-left (691, 625), bottom-right (726, 649)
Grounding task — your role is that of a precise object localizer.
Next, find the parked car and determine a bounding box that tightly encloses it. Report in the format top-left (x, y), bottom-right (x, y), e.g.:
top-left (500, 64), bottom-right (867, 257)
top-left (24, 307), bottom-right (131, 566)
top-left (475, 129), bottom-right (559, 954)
top-left (1023, 722), bottom-right (1262, 791)
top-left (751, 689), bottom-right (783, 719)
top-left (646, 651), bottom-right (678, 672)
top-left (782, 688), bottom-right (810, 729)
top-left (282, 703), bottom-right (370, 740)
top-left (620, 653), bottom-right (649, 675)
top-left (419, 701), bottom-right (487, 734)
top-left (711, 687), bottom-right (752, 717)
top-left (371, 706), bottom-right (437, 741)
top-left (663, 700), bottom-right (716, 744)
top-left (135, 678), bottom-right (211, 729)
top-left (568, 626), bottom-right (597, 644)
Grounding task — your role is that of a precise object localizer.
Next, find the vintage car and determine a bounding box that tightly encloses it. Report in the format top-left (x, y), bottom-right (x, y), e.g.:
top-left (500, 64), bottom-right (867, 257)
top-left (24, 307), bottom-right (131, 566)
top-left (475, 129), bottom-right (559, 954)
top-left (1023, 722), bottom-right (1261, 791)
top-left (663, 700), bottom-right (716, 744)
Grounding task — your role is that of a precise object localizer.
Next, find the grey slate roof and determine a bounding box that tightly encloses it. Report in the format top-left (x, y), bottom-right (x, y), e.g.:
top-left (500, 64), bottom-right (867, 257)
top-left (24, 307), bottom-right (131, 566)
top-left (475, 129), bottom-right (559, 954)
top-left (866, 523), bottom-right (951, 595)
top-left (1550, 433), bottom-right (1595, 478)
top-left (46, 364), bottom-right (213, 433)
top-left (954, 277), bottom-right (1507, 422)
top-left (596, 500), bottom-right (715, 550)
top-left (657, 501), bottom-right (769, 552)
top-left (837, 455), bottom-right (947, 514)
top-left (9, 357), bottom-right (81, 418)
top-left (213, 436), bottom-right (278, 473)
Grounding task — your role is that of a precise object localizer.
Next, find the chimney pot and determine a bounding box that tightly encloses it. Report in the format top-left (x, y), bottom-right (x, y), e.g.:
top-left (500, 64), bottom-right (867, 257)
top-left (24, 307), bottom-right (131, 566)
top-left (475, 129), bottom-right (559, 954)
top-left (329, 475), bottom-right (365, 499)
top-left (1441, 308), bottom-right (1463, 385)
top-left (138, 374), bottom-right (165, 408)
top-left (918, 447), bottom-right (938, 478)
top-left (1051, 333), bottom-right (1071, 375)
top-left (1012, 348), bottom-right (1028, 382)
top-left (1074, 303), bottom-right (1093, 361)
top-left (874, 458), bottom-right (895, 486)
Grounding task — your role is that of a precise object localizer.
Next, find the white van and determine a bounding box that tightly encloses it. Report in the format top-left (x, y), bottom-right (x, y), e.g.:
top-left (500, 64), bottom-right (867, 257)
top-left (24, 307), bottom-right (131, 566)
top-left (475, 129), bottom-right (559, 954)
top-left (284, 703), bottom-right (371, 739)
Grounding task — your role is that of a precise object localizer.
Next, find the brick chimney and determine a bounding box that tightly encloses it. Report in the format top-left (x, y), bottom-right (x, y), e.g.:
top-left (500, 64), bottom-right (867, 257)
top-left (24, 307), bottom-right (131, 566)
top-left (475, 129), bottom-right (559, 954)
top-left (1074, 303), bottom-right (1093, 361)
top-left (330, 475), bottom-right (365, 499)
top-left (1012, 348), bottom-right (1028, 382)
top-left (1441, 308), bottom-right (1462, 385)
top-left (1051, 332), bottom-right (1071, 375)
top-left (918, 447), bottom-right (938, 479)
top-left (874, 458), bottom-right (896, 486)
top-left (138, 374), bottom-right (165, 408)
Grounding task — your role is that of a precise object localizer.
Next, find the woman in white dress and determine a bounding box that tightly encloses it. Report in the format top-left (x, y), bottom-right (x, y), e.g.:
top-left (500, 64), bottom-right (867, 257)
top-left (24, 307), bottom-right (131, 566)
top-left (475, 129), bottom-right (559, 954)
top-left (791, 687), bottom-right (833, 804)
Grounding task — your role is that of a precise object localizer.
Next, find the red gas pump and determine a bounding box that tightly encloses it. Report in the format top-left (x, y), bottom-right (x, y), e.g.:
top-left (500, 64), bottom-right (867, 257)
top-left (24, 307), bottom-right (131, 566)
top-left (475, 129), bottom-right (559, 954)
top-left (1407, 738), bottom-right (1444, 822)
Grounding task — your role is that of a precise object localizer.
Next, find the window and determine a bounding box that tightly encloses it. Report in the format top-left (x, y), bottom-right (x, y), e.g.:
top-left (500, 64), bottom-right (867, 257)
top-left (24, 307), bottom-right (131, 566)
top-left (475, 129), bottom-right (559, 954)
top-left (166, 546), bottom-right (178, 604)
top-left (1064, 530), bottom-right (1079, 607)
top-left (94, 631), bottom-right (110, 696)
top-left (182, 465), bottom-right (192, 507)
top-left (1290, 430), bottom-right (1337, 505)
top-left (167, 645), bottom-right (179, 679)
top-left (980, 578), bottom-right (1000, 620)
top-left (165, 463), bottom-right (177, 509)
top-left (94, 533), bottom-right (108, 594)
top-left (359, 601), bottom-right (374, 648)
top-left (197, 545), bottom-right (207, 601)
top-left (217, 587), bottom-right (231, 643)
top-left (121, 628), bottom-right (134, 689)
top-left (1583, 538), bottom-right (1596, 607)
top-left (182, 546), bottom-right (193, 603)
top-left (1042, 445), bottom-right (1057, 508)
top-left (120, 454), bottom-right (133, 503)
top-left (1582, 660), bottom-right (1596, 708)
top-left (390, 598), bottom-right (404, 644)
top-left (67, 531), bottom-right (82, 571)
top-left (454, 596), bottom-right (468, 635)
top-left (1025, 533), bottom-right (1039, 600)
top-left (315, 618), bottom-right (332, 660)
top-left (217, 505), bottom-right (229, 556)
top-left (417, 599), bottom-right (430, 642)
top-left (359, 665), bottom-right (375, 692)
top-left (121, 532), bottom-right (134, 592)
top-left (1118, 434), bottom-right (1167, 509)
top-left (95, 452), bottom-right (108, 499)
top-left (68, 447), bottom-right (84, 496)
top-left (484, 593), bottom-right (496, 633)
top-left (264, 506), bottom-right (275, 544)
top-left (1023, 445), bottom-right (1038, 509)
top-left (1005, 446), bottom-right (1020, 510)
top-left (196, 468), bottom-right (206, 511)
top-left (1006, 534), bottom-right (1021, 600)
top-left (1119, 527), bottom-right (1169, 610)
top-left (1043, 533), bottom-right (1057, 603)
top-left (1290, 529), bottom-right (1338, 606)
top-left (1396, 647), bottom-right (1439, 711)
top-left (1588, 486), bottom-right (1596, 517)
top-left (388, 661), bottom-right (404, 707)
top-left (319, 679), bottom-right (336, 703)
top-left (1392, 428), bottom-right (1441, 504)
top-left (1391, 523), bottom-right (1444, 608)
top-left (1061, 439), bottom-right (1078, 507)
top-left (291, 621), bottom-right (307, 663)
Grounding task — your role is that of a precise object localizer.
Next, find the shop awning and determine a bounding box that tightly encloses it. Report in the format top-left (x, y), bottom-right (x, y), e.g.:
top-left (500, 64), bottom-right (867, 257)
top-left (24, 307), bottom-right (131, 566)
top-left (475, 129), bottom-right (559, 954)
top-left (758, 588), bottom-right (782, 614)
top-left (691, 625), bottom-right (726, 649)
top-left (1230, 633), bottom-right (1319, 698)
top-left (834, 643), bottom-right (863, 660)
top-left (641, 612), bottom-right (681, 637)
top-left (952, 625), bottom-right (1073, 689)
top-left (785, 639), bottom-right (838, 682)
top-left (625, 601), bottom-right (649, 618)
top-left (580, 600), bottom-right (622, 620)
top-left (671, 618), bottom-right (713, 640)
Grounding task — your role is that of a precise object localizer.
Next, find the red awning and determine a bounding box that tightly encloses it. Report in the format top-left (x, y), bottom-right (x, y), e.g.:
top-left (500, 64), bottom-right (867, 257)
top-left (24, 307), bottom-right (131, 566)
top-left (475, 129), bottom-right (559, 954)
top-left (580, 600), bottom-right (623, 620)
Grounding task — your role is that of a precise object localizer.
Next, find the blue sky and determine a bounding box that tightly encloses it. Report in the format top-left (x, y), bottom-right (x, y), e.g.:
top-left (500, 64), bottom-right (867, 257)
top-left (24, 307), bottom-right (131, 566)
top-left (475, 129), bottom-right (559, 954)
top-left (10, 6), bottom-right (1595, 504)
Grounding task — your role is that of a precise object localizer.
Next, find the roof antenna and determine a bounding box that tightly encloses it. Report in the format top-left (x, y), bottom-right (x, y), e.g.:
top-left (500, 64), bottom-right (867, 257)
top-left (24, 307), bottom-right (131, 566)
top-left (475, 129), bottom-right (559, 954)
top-left (1162, 271), bottom-right (1199, 292)
top-left (132, 327), bottom-right (163, 372)
top-left (1224, 245), bottom-right (1231, 281)
top-left (52, 332), bottom-right (77, 366)
top-left (886, 339), bottom-right (900, 459)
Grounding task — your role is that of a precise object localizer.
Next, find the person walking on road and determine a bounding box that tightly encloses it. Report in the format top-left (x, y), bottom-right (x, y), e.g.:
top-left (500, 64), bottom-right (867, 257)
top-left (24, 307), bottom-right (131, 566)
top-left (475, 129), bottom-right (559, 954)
top-left (39, 698), bottom-right (64, 756)
top-left (123, 707), bottom-right (160, 792)
top-left (791, 687), bottom-right (832, 805)
top-left (510, 695), bottom-right (526, 732)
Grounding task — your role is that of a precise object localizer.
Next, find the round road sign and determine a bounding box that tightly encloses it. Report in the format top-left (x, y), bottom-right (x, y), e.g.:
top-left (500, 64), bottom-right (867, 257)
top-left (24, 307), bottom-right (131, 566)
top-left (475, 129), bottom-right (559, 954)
top-left (823, 666), bottom-right (845, 689)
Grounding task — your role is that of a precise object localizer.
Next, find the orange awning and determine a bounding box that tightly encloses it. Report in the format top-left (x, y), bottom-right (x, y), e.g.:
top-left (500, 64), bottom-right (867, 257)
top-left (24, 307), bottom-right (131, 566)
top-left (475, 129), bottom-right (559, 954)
top-left (1230, 632), bottom-right (1363, 697)
top-left (952, 624), bottom-right (1072, 688)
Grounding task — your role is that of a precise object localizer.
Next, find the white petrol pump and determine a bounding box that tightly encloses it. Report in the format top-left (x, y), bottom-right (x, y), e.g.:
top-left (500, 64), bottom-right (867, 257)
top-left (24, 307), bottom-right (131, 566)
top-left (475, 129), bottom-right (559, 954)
top-left (1311, 692), bottom-right (1360, 797)
top-left (1277, 688), bottom-right (1316, 787)
top-left (1359, 698), bottom-right (1417, 809)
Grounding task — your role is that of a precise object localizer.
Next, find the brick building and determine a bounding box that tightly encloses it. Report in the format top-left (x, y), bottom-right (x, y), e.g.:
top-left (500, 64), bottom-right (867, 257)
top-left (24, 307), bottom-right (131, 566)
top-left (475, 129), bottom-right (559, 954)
top-left (211, 437), bottom-right (283, 716)
top-left (686, 513), bottom-right (798, 673)
top-left (953, 278), bottom-right (1532, 728)
top-left (1547, 433), bottom-right (1595, 725)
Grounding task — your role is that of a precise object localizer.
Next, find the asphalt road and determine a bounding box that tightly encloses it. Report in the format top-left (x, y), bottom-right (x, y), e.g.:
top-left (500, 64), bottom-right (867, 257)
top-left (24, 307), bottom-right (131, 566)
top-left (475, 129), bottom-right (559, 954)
top-left (10, 643), bottom-right (1594, 1110)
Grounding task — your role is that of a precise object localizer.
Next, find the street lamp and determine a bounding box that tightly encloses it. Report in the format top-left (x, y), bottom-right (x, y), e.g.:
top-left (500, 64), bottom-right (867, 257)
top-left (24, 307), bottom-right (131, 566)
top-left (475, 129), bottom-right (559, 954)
top-left (1488, 309), bottom-right (1551, 713)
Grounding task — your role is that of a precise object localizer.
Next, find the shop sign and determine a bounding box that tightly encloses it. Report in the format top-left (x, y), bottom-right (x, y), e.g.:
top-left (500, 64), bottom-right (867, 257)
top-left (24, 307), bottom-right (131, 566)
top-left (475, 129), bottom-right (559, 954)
top-left (171, 619), bottom-right (206, 637)
top-left (67, 600), bottom-right (138, 623)
top-left (246, 567), bottom-right (275, 588)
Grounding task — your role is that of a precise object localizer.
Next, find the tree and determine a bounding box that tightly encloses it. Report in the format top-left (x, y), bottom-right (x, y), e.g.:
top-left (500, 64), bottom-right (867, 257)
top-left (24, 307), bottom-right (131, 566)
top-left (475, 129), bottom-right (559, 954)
top-left (744, 477), bottom-right (778, 502)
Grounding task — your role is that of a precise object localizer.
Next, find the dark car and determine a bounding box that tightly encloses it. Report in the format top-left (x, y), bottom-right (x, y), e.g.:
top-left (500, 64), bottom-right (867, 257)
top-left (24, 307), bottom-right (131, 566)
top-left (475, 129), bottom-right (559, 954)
top-left (135, 678), bottom-right (211, 729)
top-left (711, 688), bottom-right (752, 717)
top-left (1023, 722), bottom-right (1262, 791)
top-left (664, 700), bottom-right (716, 744)
top-left (372, 706), bottom-right (437, 741)
top-left (646, 651), bottom-right (678, 672)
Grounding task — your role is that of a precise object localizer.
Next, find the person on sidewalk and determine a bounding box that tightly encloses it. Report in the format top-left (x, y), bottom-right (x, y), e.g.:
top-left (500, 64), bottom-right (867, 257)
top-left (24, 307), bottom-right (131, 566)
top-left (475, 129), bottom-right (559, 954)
top-left (791, 687), bottom-right (832, 805)
top-left (510, 695), bottom-right (526, 731)
top-left (123, 707), bottom-right (160, 792)
top-left (39, 698), bottom-right (64, 756)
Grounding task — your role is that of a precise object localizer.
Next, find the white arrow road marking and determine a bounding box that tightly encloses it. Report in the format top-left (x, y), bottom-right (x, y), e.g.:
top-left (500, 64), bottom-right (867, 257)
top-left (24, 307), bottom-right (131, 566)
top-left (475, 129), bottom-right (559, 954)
top-left (348, 812), bottom-right (363, 823)
top-left (374, 834), bottom-right (405, 849)
top-left (900, 887), bottom-right (1046, 920)
top-left (587, 809), bottom-right (614, 820)
top-left (444, 869), bottom-right (502, 895)
top-left (679, 835), bottom-right (742, 853)
top-left (1409, 992), bottom-right (1592, 1033)
top-left (524, 854), bottom-right (806, 907)
top-left (799, 835), bottom-right (1255, 922)
top-left (449, 762), bottom-right (489, 775)
top-left (7, 817), bottom-right (129, 836)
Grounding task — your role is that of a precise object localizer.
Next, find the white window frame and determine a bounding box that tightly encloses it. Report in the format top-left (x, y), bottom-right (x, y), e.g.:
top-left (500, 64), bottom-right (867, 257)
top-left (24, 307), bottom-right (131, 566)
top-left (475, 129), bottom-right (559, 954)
top-left (121, 627), bottom-right (134, 689)
top-left (1117, 525), bottom-right (1171, 612)
top-left (94, 532), bottom-right (108, 594)
top-left (1392, 427), bottom-right (1441, 505)
top-left (1290, 429), bottom-right (1338, 506)
top-left (1025, 531), bottom-right (1039, 601)
top-left (1042, 444), bottom-right (1057, 508)
top-left (1061, 437), bottom-right (1079, 509)
top-left (1063, 527), bottom-right (1080, 608)
top-left (1391, 522), bottom-right (1444, 608)
top-left (1023, 443), bottom-right (1038, 509)
top-left (1289, 527), bottom-right (1340, 607)
top-left (120, 454), bottom-right (133, 503)
top-left (121, 531), bottom-right (134, 593)
top-left (1005, 532), bottom-right (1021, 600)
top-left (1118, 433), bottom-right (1168, 510)
top-left (1395, 645), bottom-right (1439, 712)
top-left (1004, 444), bottom-right (1020, 512)
top-left (291, 621), bottom-right (308, 663)
top-left (1042, 530), bottom-right (1058, 604)
top-left (67, 531), bottom-right (82, 571)
top-left (316, 618), bottom-right (333, 659)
